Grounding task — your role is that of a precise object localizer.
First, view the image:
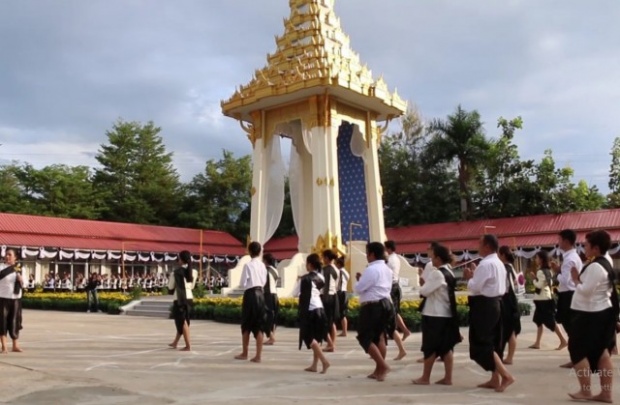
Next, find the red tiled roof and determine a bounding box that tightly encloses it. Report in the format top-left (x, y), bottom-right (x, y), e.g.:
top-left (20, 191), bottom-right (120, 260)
top-left (0, 213), bottom-right (245, 256)
top-left (264, 209), bottom-right (620, 259)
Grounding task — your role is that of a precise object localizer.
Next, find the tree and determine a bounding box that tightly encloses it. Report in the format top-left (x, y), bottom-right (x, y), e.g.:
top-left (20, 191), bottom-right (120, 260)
top-left (93, 120), bottom-right (181, 225)
top-left (608, 137), bottom-right (620, 208)
top-left (426, 105), bottom-right (490, 220)
top-left (0, 163), bottom-right (29, 213)
top-left (380, 108), bottom-right (460, 226)
top-left (179, 150), bottom-right (252, 241)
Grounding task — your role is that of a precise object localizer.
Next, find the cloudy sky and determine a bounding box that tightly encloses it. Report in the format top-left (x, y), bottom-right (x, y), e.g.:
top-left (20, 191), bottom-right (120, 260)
top-left (1, 0), bottom-right (619, 193)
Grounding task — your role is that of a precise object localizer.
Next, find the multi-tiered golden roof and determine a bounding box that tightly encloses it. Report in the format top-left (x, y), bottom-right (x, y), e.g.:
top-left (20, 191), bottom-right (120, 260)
top-left (221, 0), bottom-right (406, 122)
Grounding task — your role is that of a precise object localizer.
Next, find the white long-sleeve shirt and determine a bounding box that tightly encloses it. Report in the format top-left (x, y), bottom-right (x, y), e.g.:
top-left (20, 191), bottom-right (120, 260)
top-left (355, 260), bottom-right (392, 303)
top-left (419, 265), bottom-right (452, 317)
top-left (240, 258), bottom-right (267, 290)
top-left (387, 253), bottom-right (401, 283)
top-left (532, 269), bottom-right (553, 301)
top-left (557, 249), bottom-right (581, 292)
top-left (468, 253), bottom-right (506, 297)
top-left (338, 269), bottom-right (350, 292)
top-left (571, 261), bottom-right (613, 312)
top-left (421, 261), bottom-right (435, 282)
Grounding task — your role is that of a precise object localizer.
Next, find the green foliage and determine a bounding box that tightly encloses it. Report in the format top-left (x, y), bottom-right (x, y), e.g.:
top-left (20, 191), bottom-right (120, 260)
top-left (192, 283), bottom-right (207, 299)
top-left (607, 137), bottom-right (620, 207)
top-left (21, 297), bottom-right (124, 314)
top-left (93, 119), bottom-right (181, 225)
top-left (178, 150), bottom-right (252, 241)
top-left (129, 285), bottom-right (144, 300)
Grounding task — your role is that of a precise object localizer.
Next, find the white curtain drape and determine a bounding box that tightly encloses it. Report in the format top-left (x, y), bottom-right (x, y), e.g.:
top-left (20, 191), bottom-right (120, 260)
top-left (289, 140), bottom-right (303, 238)
top-left (261, 135), bottom-right (285, 244)
top-left (38, 248), bottom-right (57, 259)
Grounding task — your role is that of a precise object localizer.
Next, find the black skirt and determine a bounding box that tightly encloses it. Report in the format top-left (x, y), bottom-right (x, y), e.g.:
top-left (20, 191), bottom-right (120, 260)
top-left (172, 299), bottom-right (192, 335)
top-left (321, 294), bottom-right (340, 328)
top-left (241, 287), bottom-right (268, 338)
top-left (299, 308), bottom-right (328, 350)
top-left (569, 307), bottom-right (616, 373)
top-left (390, 283), bottom-right (402, 314)
top-left (555, 291), bottom-right (574, 330)
top-left (421, 315), bottom-right (461, 359)
top-left (533, 300), bottom-right (556, 331)
top-left (468, 295), bottom-right (502, 372)
top-left (337, 291), bottom-right (348, 320)
top-left (265, 293), bottom-right (279, 332)
top-left (0, 297), bottom-right (22, 340)
top-left (356, 298), bottom-right (394, 353)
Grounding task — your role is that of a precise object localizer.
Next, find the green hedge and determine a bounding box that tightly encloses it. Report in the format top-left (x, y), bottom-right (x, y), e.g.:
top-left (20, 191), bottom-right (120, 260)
top-left (21, 297), bottom-right (125, 315)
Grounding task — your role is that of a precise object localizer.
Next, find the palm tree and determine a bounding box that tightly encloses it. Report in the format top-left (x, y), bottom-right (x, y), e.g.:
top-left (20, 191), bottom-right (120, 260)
top-left (426, 105), bottom-right (490, 220)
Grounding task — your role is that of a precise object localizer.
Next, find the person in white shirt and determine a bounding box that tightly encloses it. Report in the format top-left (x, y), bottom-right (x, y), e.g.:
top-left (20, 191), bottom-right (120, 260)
top-left (235, 242), bottom-right (268, 363)
top-left (336, 256), bottom-right (350, 337)
top-left (550, 229), bottom-right (582, 369)
top-left (528, 250), bottom-right (567, 351)
top-left (462, 234), bottom-right (514, 392)
top-left (263, 253), bottom-right (279, 346)
top-left (167, 250), bottom-right (197, 351)
top-left (498, 246), bottom-right (521, 365)
top-left (0, 248), bottom-right (24, 354)
top-left (413, 244), bottom-right (461, 386)
top-left (354, 242), bottom-right (394, 382)
top-left (384, 241), bottom-right (409, 361)
top-left (420, 242), bottom-right (440, 286)
top-left (292, 253), bottom-right (330, 373)
top-left (567, 230), bottom-right (617, 403)
top-left (321, 249), bottom-right (340, 352)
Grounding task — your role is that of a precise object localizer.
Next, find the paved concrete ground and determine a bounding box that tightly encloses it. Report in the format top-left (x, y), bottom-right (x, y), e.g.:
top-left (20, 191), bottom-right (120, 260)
top-left (1, 310), bottom-right (618, 405)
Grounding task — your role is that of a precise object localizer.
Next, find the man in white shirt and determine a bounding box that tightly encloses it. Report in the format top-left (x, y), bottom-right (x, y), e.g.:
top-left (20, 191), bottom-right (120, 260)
top-left (550, 229), bottom-right (582, 368)
top-left (354, 242), bottom-right (394, 382)
top-left (462, 234), bottom-right (514, 392)
top-left (235, 242), bottom-right (268, 363)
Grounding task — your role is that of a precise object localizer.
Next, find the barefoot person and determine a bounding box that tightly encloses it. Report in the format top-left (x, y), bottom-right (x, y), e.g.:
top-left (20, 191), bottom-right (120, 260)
top-left (385, 241), bottom-right (411, 361)
top-left (498, 246), bottom-right (521, 365)
top-left (263, 253), bottom-right (279, 346)
top-left (462, 234), bottom-right (515, 392)
top-left (336, 256), bottom-right (350, 337)
top-left (321, 250), bottom-right (340, 352)
top-left (567, 230), bottom-right (618, 403)
top-left (529, 251), bottom-right (567, 350)
top-left (0, 248), bottom-right (24, 354)
top-left (355, 242), bottom-right (394, 382)
top-left (235, 242), bottom-right (268, 363)
top-left (167, 250), bottom-right (197, 351)
top-left (413, 243), bottom-right (461, 386)
top-left (417, 242), bottom-right (439, 364)
top-left (292, 254), bottom-right (330, 374)
top-left (551, 229), bottom-right (582, 368)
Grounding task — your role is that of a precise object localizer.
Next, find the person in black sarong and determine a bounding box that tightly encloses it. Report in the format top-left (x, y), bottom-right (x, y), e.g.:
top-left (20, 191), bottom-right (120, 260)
top-left (292, 253), bottom-right (330, 373)
top-left (462, 234), bottom-right (514, 392)
top-left (413, 244), bottom-right (461, 385)
top-left (567, 230), bottom-right (617, 403)
top-left (498, 246), bottom-right (521, 365)
top-left (335, 256), bottom-right (350, 337)
top-left (321, 249), bottom-right (340, 352)
top-left (263, 253), bottom-right (279, 346)
top-left (235, 242), bottom-right (269, 363)
top-left (0, 248), bottom-right (23, 354)
top-left (167, 250), bottom-right (197, 351)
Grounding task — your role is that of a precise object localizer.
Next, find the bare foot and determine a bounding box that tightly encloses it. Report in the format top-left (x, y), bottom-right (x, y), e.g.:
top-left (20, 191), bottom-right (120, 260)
top-left (320, 361), bottom-right (330, 374)
top-left (324, 347), bottom-right (334, 353)
top-left (412, 378), bottom-right (430, 385)
top-left (560, 362), bottom-right (574, 369)
top-left (402, 330), bottom-right (411, 341)
top-left (367, 372), bottom-right (377, 379)
top-left (375, 366), bottom-right (391, 382)
top-left (179, 347), bottom-right (191, 352)
top-left (568, 391), bottom-right (592, 401)
top-left (304, 366), bottom-right (317, 372)
top-left (12, 347), bottom-right (23, 353)
top-left (0, 349), bottom-right (7, 354)
top-left (478, 380), bottom-right (499, 389)
top-left (168, 343), bottom-right (177, 349)
top-left (589, 393), bottom-right (613, 403)
top-left (556, 342), bottom-right (568, 350)
top-left (495, 375), bottom-right (515, 392)
top-left (234, 354), bottom-right (248, 360)
top-left (528, 345), bottom-right (540, 349)
top-left (264, 340), bottom-right (275, 346)
top-left (435, 378), bottom-right (452, 385)
top-left (250, 357), bottom-right (261, 363)
top-left (394, 351), bottom-right (407, 361)
top-left (338, 332), bottom-right (347, 337)
top-left (503, 359), bottom-right (513, 365)
top-left (416, 357), bottom-right (425, 363)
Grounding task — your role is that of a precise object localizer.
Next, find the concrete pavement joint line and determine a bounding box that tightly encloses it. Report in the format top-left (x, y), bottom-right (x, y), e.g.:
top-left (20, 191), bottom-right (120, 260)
top-left (85, 362), bottom-right (119, 371)
top-left (68, 348), bottom-right (168, 359)
top-left (0, 360), bottom-right (37, 372)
